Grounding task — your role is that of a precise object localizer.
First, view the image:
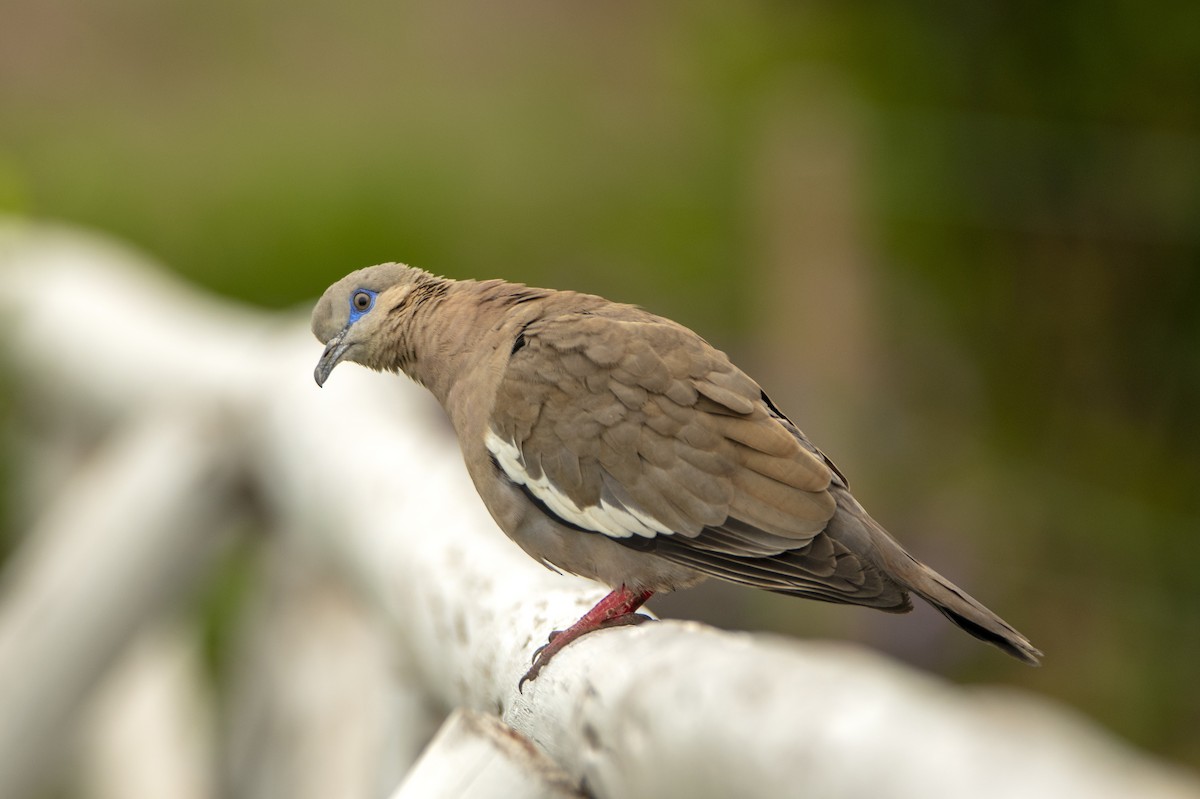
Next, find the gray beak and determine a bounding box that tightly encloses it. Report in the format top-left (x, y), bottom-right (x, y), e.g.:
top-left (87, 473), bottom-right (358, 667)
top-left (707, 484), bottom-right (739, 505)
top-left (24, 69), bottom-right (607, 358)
top-left (314, 326), bottom-right (353, 387)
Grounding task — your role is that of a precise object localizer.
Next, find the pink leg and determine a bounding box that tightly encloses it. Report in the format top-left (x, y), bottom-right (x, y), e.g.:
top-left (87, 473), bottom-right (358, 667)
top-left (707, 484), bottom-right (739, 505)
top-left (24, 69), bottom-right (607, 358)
top-left (519, 585), bottom-right (654, 690)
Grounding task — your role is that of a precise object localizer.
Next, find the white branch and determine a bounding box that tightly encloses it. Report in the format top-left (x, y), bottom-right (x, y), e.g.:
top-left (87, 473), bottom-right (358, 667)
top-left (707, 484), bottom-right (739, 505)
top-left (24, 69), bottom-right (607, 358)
top-left (1, 219), bottom-right (1197, 799)
top-left (78, 625), bottom-right (217, 799)
top-left (0, 411), bottom-right (238, 799)
top-left (222, 536), bottom-right (433, 799)
top-left (391, 710), bottom-right (582, 799)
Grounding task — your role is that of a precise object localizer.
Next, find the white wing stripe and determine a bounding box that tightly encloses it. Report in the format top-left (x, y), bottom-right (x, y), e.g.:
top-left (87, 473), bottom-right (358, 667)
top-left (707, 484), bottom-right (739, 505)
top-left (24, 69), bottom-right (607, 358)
top-left (623, 501), bottom-right (673, 536)
top-left (485, 430), bottom-right (670, 539)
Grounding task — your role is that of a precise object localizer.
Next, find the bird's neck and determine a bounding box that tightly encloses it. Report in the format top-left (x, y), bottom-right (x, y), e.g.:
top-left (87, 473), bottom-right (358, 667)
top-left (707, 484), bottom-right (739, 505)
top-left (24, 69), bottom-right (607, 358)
top-left (387, 279), bottom-right (534, 410)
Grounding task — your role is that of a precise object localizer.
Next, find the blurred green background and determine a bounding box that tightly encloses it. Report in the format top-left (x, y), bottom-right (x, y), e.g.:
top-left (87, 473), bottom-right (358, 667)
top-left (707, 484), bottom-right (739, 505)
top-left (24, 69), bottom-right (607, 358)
top-left (2, 0), bottom-right (1198, 771)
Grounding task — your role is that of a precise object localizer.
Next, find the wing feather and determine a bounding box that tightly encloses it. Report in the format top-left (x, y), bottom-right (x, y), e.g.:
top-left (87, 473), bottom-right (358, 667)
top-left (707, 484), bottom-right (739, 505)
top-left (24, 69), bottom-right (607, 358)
top-left (487, 308), bottom-right (906, 607)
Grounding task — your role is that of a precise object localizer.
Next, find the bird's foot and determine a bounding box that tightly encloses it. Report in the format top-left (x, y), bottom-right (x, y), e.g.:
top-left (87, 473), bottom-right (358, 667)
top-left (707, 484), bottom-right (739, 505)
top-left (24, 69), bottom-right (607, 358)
top-left (524, 613), bottom-right (652, 680)
top-left (518, 586), bottom-right (653, 691)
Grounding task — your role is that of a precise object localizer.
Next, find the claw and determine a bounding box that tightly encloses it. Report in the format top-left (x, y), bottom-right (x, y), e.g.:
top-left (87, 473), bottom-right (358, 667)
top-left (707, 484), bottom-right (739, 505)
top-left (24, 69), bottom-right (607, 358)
top-left (518, 611), bottom-right (653, 692)
top-left (529, 629), bottom-right (564, 665)
top-left (516, 587), bottom-right (654, 691)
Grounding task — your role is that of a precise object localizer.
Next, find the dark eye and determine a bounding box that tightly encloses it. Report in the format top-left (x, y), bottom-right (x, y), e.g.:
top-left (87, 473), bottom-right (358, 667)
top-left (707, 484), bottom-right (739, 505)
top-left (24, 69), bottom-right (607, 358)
top-left (353, 291), bottom-right (373, 311)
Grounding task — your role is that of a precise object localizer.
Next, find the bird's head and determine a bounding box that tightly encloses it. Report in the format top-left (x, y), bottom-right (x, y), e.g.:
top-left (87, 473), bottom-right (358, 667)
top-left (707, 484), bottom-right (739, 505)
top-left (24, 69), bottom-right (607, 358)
top-left (311, 262), bottom-right (439, 386)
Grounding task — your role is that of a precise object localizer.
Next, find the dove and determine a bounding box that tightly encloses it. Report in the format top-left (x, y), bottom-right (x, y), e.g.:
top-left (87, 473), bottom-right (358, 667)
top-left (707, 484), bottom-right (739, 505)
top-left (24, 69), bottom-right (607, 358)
top-left (312, 263), bottom-right (1040, 687)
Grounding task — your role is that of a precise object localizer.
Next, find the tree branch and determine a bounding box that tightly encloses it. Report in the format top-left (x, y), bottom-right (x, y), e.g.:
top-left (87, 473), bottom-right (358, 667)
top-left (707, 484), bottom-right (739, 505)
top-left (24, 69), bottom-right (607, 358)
top-left (1, 219), bottom-right (1196, 799)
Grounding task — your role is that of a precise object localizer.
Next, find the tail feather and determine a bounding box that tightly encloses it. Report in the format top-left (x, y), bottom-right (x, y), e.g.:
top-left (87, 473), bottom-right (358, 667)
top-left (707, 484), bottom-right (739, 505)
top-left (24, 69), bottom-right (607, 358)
top-left (901, 556), bottom-right (1042, 666)
top-left (832, 490), bottom-right (1041, 665)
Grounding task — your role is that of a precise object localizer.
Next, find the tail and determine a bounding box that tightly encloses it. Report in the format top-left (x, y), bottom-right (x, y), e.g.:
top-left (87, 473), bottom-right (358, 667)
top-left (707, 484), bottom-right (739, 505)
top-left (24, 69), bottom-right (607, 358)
top-left (830, 491), bottom-right (1042, 665)
top-left (897, 552), bottom-right (1042, 666)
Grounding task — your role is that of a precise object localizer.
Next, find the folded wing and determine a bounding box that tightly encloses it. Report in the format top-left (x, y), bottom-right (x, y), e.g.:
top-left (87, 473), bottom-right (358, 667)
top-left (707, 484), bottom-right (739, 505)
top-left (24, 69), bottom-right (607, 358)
top-left (487, 309), bottom-right (909, 610)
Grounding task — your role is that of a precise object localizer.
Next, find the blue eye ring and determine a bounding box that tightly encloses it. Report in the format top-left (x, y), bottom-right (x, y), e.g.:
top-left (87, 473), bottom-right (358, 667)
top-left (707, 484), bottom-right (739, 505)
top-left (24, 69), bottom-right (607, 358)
top-left (348, 288), bottom-right (377, 323)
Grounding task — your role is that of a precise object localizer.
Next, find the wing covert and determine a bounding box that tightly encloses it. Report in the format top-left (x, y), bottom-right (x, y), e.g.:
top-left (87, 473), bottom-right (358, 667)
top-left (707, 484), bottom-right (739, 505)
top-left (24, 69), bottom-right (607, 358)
top-left (487, 310), bottom-right (837, 547)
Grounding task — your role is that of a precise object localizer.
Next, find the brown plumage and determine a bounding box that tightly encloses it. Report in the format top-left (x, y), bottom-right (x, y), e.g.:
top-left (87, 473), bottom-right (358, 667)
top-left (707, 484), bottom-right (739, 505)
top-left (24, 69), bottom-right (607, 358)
top-left (312, 263), bottom-right (1041, 685)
